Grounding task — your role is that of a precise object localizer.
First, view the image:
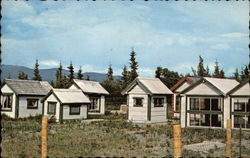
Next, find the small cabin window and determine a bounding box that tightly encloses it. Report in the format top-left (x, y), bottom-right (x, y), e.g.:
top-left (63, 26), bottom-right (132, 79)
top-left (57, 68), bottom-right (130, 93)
top-left (89, 97), bottom-right (99, 111)
top-left (48, 102), bottom-right (56, 114)
top-left (133, 98), bottom-right (143, 107)
top-left (153, 98), bottom-right (164, 107)
top-left (1, 94), bottom-right (12, 111)
top-left (27, 99), bottom-right (38, 109)
top-left (70, 105), bottom-right (81, 115)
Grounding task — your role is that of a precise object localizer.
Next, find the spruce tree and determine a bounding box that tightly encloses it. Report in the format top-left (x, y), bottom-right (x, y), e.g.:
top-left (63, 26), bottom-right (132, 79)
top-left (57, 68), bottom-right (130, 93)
top-left (55, 62), bottom-right (63, 88)
top-left (77, 66), bottom-right (83, 80)
top-left (67, 61), bottom-right (74, 83)
top-left (121, 65), bottom-right (129, 88)
top-left (233, 68), bottom-right (240, 81)
top-left (213, 59), bottom-right (220, 78)
top-left (197, 56), bottom-right (206, 77)
top-left (18, 71), bottom-right (28, 80)
top-left (86, 75), bottom-right (90, 81)
top-left (219, 69), bottom-right (225, 78)
top-left (129, 48), bottom-right (138, 82)
top-left (32, 59), bottom-right (42, 81)
top-left (107, 64), bottom-right (114, 81)
top-left (205, 65), bottom-right (210, 77)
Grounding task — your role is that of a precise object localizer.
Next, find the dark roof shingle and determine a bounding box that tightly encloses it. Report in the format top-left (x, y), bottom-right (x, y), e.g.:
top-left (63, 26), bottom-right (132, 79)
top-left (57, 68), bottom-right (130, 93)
top-left (4, 79), bottom-right (52, 95)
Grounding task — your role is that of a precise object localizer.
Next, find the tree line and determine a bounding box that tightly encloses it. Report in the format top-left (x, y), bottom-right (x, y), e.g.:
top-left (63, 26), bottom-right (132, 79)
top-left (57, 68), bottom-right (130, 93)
top-left (15, 51), bottom-right (249, 107)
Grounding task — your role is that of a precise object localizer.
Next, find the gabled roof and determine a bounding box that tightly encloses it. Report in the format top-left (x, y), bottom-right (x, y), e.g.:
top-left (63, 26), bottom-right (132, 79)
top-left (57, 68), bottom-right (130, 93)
top-left (180, 77), bottom-right (239, 96)
top-left (227, 79), bottom-right (250, 96)
top-left (2, 79), bottom-right (52, 96)
top-left (72, 79), bottom-right (109, 95)
top-left (121, 77), bottom-right (173, 95)
top-left (42, 89), bottom-right (90, 104)
top-left (171, 76), bottom-right (201, 91)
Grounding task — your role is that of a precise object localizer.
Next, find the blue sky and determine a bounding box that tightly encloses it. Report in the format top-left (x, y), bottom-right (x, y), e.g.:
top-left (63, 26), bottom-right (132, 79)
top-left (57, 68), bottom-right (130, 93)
top-left (2, 1), bottom-right (249, 77)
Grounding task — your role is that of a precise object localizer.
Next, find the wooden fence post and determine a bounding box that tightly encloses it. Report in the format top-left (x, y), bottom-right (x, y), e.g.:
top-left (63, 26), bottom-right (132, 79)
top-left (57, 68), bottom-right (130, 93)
top-left (41, 117), bottom-right (48, 158)
top-left (173, 124), bottom-right (182, 158)
top-left (226, 119), bottom-right (232, 158)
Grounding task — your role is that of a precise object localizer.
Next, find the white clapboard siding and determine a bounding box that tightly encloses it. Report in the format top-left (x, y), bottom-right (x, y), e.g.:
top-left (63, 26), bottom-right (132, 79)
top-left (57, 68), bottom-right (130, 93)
top-left (151, 96), bottom-right (167, 122)
top-left (129, 107), bottom-right (148, 121)
top-left (62, 105), bottom-right (87, 120)
top-left (18, 96), bottom-right (43, 118)
top-left (175, 81), bottom-right (191, 92)
top-left (128, 85), bottom-right (147, 94)
top-left (186, 82), bottom-right (221, 95)
top-left (232, 83), bottom-right (250, 96)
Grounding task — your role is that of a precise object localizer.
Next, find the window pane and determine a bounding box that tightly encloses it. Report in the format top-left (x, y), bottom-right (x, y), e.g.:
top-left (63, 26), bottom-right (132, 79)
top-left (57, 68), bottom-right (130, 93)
top-left (211, 114), bottom-right (222, 127)
top-left (27, 100), bottom-right (38, 108)
top-left (200, 114), bottom-right (210, 126)
top-left (211, 99), bottom-right (220, 111)
top-left (190, 114), bottom-right (200, 126)
top-left (176, 96), bottom-right (181, 112)
top-left (48, 103), bottom-right (56, 114)
top-left (1, 95), bottom-right (12, 109)
top-left (154, 98), bottom-right (164, 107)
top-left (234, 102), bottom-right (245, 112)
top-left (133, 98), bottom-right (143, 107)
top-left (247, 116), bottom-right (250, 129)
top-left (70, 106), bottom-right (80, 114)
top-left (234, 115), bottom-right (245, 128)
top-left (190, 98), bottom-right (199, 110)
top-left (200, 98), bottom-right (210, 110)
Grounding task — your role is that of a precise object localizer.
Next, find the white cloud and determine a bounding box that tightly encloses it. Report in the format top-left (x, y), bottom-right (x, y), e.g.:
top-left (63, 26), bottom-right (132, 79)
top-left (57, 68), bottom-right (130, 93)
top-left (211, 44), bottom-right (230, 50)
top-left (220, 33), bottom-right (248, 38)
top-left (138, 67), bottom-right (155, 77)
top-left (40, 60), bottom-right (59, 67)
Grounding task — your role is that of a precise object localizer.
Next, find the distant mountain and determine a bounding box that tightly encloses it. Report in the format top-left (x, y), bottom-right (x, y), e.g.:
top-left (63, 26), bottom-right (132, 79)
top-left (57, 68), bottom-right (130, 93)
top-left (1, 64), bottom-right (121, 83)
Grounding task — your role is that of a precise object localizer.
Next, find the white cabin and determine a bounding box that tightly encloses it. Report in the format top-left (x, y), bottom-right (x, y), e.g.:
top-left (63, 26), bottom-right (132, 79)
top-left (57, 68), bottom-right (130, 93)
top-left (179, 77), bottom-right (250, 129)
top-left (122, 77), bottom-right (173, 123)
top-left (42, 89), bottom-right (90, 122)
top-left (69, 79), bottom-right (109, 115)
top-left (1, 79), bottom-right (52, 118)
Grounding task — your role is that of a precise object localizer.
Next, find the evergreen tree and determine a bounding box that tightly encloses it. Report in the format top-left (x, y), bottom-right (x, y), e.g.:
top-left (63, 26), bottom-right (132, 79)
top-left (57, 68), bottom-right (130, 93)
top-left (18, 71), bottom-right (28, 80)
top-left (213, 59), bottom-right (221, 78)
top-left (155, 67), bottom-right (162, 78)
top-left (55, 62), bottom-right (63, 88)
top-left (67, 61), bottom-right (74, 83)
top-left (205, 65), bottom-right (210, 77)
top-left (32, 59), bottom-right (42, 81)
top-left (77, 66), bottom-right (83, 80)
top-left (107, 64), bottom-right (114, 81)
top-left (121, 65), bottom-right (129, 88)
top-left (129, 48), bottom-right (138, 82)
top-left (197, 56), bottom-right (206, 77)
top-left (219, 69), bottom-right (225, 78)
top-left (233, 68), bottom-right (240, 81)
top-left (240, 65), bottom-right (250, 81)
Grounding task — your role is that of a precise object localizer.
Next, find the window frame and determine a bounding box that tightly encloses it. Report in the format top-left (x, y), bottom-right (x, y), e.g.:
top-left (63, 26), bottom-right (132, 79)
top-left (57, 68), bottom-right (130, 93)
top-left (153, 97), bottom-right (164, 107)
top-left (69, 105), bottom-right (81, 115)
top-left (27, 99), bottom-right (39, 109)
top-left (47, 102), bottom-right (57, 115)
top-left (1, 93), bottom-right (13, 111)
top-left (133, 97), bottom-right (143, 107)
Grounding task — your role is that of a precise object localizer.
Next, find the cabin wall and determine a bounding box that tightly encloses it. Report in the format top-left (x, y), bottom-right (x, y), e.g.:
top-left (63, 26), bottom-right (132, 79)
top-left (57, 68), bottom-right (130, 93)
top-left (150, 95), bottom-right (167, 122)
top-left (128, 94), bottom-right (148, 122)
top-left (1, 84), bottom-right (16, 118)
top-left (62, 104), bottom-right (88, 120)
top-left (18, 96), bottom-right (44, 118)
top-left (100, 95), bottom-right (105, 114)
top-left (44, 94), bottom-right (60, 121)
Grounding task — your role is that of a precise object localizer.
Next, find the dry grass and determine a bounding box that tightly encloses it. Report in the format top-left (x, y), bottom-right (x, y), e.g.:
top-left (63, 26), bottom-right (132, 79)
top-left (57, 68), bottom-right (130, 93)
top-left (1, 114), bottom-right (250, 157)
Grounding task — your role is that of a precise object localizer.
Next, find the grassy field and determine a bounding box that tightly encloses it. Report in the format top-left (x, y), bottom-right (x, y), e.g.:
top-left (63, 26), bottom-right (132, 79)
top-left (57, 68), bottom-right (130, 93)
top-left (1, 114), bottom-right (250, 157)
